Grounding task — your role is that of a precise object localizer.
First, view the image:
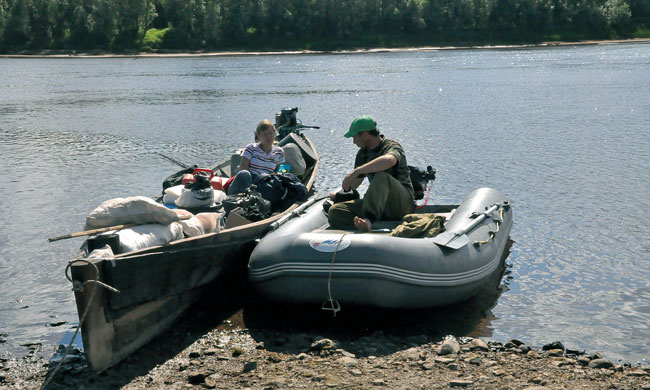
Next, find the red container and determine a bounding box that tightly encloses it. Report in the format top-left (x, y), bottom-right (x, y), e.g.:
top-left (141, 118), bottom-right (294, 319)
top-left (182, 173), bottom-right (195, 185)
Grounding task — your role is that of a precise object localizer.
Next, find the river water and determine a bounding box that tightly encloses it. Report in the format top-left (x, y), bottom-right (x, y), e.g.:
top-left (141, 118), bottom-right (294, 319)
top-left (0, 43), bottom-right (648, 363)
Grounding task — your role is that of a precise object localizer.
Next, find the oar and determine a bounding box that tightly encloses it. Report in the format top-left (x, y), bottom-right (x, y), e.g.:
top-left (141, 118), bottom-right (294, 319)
top-left (432, 204), bottom-right (500, 249)
top-left (48, 215), bottom-right (192, 242)
top-left (269, 195), bottom-right (325, 231)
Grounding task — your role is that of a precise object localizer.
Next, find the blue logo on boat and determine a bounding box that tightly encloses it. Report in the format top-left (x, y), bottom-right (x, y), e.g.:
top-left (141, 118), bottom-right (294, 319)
top-left (309, 236), bottom-right (351, 253)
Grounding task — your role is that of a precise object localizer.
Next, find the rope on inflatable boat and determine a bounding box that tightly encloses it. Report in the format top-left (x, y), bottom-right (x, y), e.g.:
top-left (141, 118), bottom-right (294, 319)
top-left (322, 233), bottom-right (347, 317)
top-left (42, 260), bottom-right (120, 389)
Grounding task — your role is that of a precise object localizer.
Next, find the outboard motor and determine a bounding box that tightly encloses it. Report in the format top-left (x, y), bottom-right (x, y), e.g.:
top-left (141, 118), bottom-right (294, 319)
top-left (275, 107), bottom-right (298, 139)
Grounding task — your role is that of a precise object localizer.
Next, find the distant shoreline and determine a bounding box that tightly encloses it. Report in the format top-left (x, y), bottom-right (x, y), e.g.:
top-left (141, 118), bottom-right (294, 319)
top-left (2, 38), bottom-right (649, 59)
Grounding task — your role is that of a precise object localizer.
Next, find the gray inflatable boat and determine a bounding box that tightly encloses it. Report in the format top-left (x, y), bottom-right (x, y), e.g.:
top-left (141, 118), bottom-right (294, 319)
top-left (248, 187), bottom-right (512, 310)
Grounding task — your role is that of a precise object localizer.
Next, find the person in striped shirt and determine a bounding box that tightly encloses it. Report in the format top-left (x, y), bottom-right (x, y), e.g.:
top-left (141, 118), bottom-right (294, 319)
top-left (226, 119), bottom-right (285, 195)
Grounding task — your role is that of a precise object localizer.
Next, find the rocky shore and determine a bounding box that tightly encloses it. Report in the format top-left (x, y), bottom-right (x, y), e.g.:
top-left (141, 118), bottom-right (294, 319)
top-left (2, 257), bottom-right (647, 390)
top-left (2, 318), bottom-right (648, 389)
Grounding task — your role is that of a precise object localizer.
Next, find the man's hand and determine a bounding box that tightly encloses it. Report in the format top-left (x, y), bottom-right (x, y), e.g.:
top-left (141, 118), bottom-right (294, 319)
top-left (342, 171), bottom-right (358, 192)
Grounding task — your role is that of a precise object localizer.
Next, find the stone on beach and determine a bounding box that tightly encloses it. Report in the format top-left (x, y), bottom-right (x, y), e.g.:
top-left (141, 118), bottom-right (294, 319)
top-left (438, 337), bottom-right (460, 355)
top-left (588, 359), bottom-right (614, 369)
top-left (543, 341), bottom-right (565, 351)
top-left (311, 338), bottom-right (337, 351)
top-left (469, 339), bottom-right (489, 351)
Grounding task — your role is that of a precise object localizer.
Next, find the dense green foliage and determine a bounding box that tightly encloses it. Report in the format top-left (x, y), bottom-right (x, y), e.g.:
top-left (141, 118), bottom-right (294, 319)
top-left (0, 0), bottom-right (648, 53)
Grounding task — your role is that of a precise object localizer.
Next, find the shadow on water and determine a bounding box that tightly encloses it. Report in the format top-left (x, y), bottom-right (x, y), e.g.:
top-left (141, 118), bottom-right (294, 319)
top-left (42, 240), bottom-right (512, 388)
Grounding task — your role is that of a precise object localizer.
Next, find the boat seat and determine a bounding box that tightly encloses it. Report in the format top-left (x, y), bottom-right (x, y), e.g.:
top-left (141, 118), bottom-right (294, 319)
top-left (230, 153), bottom-right (241, 175)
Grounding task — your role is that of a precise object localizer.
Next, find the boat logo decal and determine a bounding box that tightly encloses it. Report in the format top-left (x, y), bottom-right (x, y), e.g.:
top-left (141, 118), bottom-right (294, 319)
top-left (309, 236), bottom-right (351, 253)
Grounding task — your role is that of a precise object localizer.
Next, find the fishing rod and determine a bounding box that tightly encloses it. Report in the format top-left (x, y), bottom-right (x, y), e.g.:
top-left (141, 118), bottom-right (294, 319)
top-left (130, 139), bottom-right (189, 169)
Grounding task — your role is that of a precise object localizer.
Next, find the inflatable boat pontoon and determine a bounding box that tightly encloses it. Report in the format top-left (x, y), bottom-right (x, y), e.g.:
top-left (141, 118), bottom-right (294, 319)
top-left (248, 187), bottom-right (512, 310)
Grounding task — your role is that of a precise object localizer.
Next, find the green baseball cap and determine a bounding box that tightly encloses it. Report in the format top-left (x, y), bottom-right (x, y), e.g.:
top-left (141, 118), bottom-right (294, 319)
top-left (344, 115), bottom-right (376, 138)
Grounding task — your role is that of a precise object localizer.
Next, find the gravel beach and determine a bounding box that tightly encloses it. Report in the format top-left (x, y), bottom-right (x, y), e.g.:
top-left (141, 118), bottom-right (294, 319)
top-left (2, 266), bottom-right (648, 390)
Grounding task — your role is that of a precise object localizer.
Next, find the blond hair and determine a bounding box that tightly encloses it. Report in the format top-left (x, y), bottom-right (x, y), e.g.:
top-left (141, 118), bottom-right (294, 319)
top-left (256, 119), bottom-right (277, 136)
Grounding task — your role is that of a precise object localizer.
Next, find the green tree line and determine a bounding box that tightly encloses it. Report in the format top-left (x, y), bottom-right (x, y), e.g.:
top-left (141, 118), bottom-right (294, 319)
top-left (0, 0), bottom-right (648, 53)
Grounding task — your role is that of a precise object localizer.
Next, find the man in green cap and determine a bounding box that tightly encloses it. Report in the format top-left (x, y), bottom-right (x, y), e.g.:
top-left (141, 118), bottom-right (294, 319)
top-left (328, 115), bottom-right (415, 231)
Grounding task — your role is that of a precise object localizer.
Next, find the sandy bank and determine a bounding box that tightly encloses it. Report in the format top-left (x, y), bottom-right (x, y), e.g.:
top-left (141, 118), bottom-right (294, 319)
top-left (1, 38), bottom-right (649, 59)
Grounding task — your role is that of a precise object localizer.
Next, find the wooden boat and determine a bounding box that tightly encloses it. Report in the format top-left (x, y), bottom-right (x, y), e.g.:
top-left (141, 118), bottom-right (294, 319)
top-left (69, 128), bottom-right (318, 372)
top-left (249, 188), bottom-right (512, 309)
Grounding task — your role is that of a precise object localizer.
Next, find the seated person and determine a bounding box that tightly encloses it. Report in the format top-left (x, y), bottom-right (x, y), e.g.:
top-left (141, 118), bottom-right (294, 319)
top-left (328, 115), bottom-right (415, 232)
top-left (227, 119), bottom-right (285, 195)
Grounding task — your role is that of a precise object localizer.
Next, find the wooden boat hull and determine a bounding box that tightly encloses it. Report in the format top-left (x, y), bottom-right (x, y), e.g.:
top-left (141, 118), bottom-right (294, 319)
top-left (71, 133), bottom-right (318, 371)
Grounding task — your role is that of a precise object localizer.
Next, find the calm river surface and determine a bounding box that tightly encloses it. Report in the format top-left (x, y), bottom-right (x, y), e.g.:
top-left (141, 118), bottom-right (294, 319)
top-left (0, 43), bottom-right (648, 363)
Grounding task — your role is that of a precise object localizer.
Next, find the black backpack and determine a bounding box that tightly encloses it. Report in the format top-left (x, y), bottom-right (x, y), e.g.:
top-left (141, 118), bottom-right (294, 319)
top-left (408, 165), bottom-right (436, 200)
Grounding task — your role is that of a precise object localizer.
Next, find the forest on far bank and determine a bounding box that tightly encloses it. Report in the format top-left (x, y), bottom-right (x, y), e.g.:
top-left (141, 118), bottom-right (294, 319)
top-left (1, 0), bottom-right (649, 53)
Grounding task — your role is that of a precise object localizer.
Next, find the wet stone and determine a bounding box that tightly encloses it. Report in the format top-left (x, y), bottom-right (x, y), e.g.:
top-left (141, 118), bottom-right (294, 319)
top-left (543, 341), bottom-right (565, 351)
top-left (577, 356), bottom-right (591, 366)
top-left (509, 339), bottom-right (524, 346)
top-left (588, 359), bottom-right (614, 369)
top-left (519, 345), bottom-right (531, 354)
top-left (449, 379), bottom-right (473, 387)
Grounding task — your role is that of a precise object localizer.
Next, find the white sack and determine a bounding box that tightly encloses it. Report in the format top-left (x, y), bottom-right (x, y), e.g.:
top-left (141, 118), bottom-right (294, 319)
top-left (163, 185), bottom-right (185, 205)
top-left (87, 244), bottom-right (115, 259)
top-left (282, 143), bottom-right (306, 176)
top-left (180, 217), bottom-right (204, 237)
top-left (114, 223), bottom-right (183, 253)
top-left (180, 211), bottom-right (225, 237)
top-left (85, 196), bottom-right (180, 230)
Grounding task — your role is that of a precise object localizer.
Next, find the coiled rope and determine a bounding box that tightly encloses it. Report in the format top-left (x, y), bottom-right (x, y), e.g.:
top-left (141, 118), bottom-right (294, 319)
top-left (42, 260), bottom-right (119, 389)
